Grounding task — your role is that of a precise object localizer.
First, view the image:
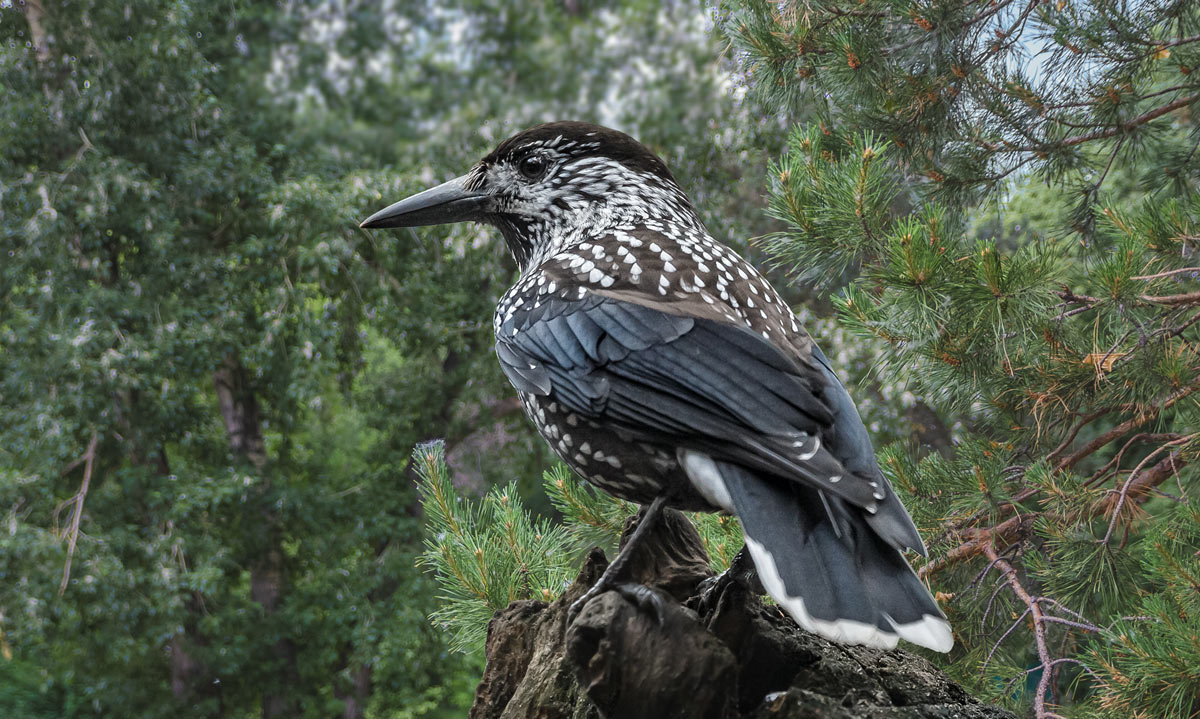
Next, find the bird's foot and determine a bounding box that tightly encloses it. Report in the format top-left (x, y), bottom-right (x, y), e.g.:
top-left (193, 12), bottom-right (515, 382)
top-left (567, 581), bottom-right (601, 626)
top-left (694, 546), bottom-right (762, 613)
top-left (567, 494), bottom-right (671, 626)
top-left (614, 582), bottom-right (667, 626)
top-left (568, 580), bottom-right (667, 627)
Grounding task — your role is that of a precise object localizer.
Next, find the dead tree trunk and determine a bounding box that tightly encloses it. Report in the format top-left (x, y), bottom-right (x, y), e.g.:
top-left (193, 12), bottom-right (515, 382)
top-left (470, 508), bottom-right (1015, 719)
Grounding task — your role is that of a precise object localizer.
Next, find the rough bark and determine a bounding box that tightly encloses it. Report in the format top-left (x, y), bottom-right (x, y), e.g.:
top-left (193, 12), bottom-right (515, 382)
top-left (471, 509), bottom-right (1015, 719)
top-left (213, 353), bottom-right (299, 719)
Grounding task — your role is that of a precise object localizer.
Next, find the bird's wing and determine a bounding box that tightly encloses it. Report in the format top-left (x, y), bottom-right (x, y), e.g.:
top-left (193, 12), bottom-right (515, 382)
top-left (496, 290), bottom-right (885, 513)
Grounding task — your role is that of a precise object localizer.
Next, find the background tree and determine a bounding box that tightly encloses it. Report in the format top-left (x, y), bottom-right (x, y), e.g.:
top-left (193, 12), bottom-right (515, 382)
top-left (0, 1), bottom-right (798, 716)
top-left (710, 1), bottom-right (1200, 717)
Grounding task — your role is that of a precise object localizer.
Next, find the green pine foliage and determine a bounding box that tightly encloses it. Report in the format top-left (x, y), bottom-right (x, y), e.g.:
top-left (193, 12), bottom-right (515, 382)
top-left (415, 444), bottom-right (746, 655)
top-left (415, 441), bottom-right (577, 653)
top-left (1087, 503), bottom-right (1200, 719)
top-left (715, 1), bottom-right (1200, 716)
top-left (544, 464), bottom-right (635, 558)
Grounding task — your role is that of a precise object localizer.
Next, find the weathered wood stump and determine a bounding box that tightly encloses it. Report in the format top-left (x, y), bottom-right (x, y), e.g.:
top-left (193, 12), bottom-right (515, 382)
top-left (470, 508), bottom-right (1014, 719)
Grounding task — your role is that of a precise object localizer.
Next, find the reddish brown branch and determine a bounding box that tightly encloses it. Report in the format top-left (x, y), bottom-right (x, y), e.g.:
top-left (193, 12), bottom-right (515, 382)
top-left (924, 433), bottom-right (1193, 579)
top-left (1132, 267), bottom-right (1200, 281)
top-left (1054, 381), bottom-right (1200, 472)
top-left (1100, 447), bottom-right (1191, 535)
top-left (919, 512), bottom-right (1036, 579)
top-left (984, 545), bottom-right (1065, 719)
top-left (1085, 433), bottom-right (1184, 487)
top-left (1045, 408), bottom-right (1114, 464)
top-left (1056, 286), bottom-right (1200, 308)
top-left (1140, 289), bottom-right (1200, 306)
top-left (1163, 307), bottom-right (1200, 338)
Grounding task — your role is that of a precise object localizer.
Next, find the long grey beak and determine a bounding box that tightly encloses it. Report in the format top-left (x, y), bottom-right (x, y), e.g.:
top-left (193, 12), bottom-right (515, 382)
top-left (359, 173), bottom-right (486, 229)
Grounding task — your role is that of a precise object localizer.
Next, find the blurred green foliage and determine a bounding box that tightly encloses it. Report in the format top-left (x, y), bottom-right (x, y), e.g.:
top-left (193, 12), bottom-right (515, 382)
top-left (0, 0), bottom-right (787, 716)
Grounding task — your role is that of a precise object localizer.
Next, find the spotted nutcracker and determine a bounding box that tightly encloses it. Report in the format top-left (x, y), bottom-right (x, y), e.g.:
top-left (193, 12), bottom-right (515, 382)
top-left (361, 122), bottom-right (952, 652)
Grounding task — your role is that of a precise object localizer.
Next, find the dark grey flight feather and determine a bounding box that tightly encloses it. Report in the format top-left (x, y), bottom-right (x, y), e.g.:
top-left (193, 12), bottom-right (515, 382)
top-left (496, 294), bottom-right (882, 511)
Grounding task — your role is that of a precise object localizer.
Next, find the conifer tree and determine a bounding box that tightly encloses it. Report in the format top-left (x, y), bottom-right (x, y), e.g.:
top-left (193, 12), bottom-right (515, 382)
top-left (711, 1), bottom-right (1200, 717)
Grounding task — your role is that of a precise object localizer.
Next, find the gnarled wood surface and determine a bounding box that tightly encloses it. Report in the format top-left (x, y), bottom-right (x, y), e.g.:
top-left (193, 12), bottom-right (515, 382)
top-left (471, 507), bottom-right (1015, 719)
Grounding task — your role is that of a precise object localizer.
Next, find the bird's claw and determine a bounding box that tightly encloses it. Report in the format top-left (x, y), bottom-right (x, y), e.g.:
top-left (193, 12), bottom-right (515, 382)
top-left (566, 581), bottom-right (667, 627)
top-left (566, 591), bottom-right (591, 626)
top-left (695, 547), bottom-right (763, 613)
top-left (614, 582), bottom-right (667, 626)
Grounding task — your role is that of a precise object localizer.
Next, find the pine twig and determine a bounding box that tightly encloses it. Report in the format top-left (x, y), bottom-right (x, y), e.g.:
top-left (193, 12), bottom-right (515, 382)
top-left (927, 434), bottom-right (1194, 578)
top-left (1054, 380), bottom-right (1200, 472)
top-left (1045, 408), bottom-right (1116, 464)
top-left (1132, 267), bottom-right (1200, 281)
top-left (1058, 94), bottom-right (1200, 149)
top-left (1140, 289), bottom-right (1200, 306)
top-left (918, 512), bottom-right (1036, 579)
top-left (1101, 440), bottom-right (1193, 545)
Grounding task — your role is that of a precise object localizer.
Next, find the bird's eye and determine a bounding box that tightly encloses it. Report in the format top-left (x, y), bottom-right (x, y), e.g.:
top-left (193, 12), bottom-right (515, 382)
top-left (518, 154), bottom-right (547, 180)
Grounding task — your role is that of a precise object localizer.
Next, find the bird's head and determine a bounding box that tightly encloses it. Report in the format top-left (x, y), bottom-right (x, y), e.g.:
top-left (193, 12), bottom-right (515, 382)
top-left (360, 121), bottom-right (696, 270)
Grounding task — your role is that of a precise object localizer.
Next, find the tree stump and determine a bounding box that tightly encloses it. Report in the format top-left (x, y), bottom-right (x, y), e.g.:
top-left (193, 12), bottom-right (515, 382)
top-left (470, 508), bottom-right (1014, 719)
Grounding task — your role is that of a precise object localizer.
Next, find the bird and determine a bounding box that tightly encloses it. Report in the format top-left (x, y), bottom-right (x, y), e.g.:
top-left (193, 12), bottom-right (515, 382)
top-left (361, 121), bottom-right (953, 652)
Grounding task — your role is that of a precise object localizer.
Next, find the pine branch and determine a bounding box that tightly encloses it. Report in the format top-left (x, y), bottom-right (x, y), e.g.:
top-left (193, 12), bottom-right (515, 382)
top-left (1054, 380), bottom-right (1200, 472)
top-left (1056, 94), bottom-right (1200, 149)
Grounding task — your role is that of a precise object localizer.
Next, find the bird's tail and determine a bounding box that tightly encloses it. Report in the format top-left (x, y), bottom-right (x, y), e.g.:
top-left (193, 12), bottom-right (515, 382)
top-left (713, 459), bottom-right (953, 652)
